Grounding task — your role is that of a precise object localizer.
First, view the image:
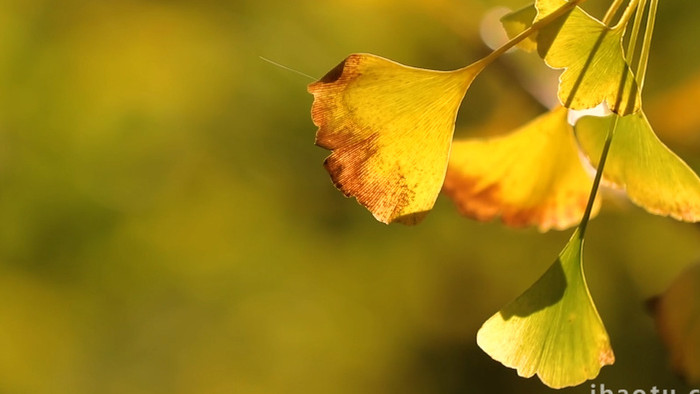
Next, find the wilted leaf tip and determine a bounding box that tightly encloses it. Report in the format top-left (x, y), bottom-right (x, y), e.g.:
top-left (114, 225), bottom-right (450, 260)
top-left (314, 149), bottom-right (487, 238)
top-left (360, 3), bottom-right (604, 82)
top-left (321, 134), bottom-right (417, 225)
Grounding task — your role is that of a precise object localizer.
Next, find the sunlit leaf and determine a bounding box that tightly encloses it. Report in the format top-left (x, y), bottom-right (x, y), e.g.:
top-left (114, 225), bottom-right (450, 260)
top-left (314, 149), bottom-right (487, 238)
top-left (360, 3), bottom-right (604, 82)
top-left (575, 113), bottom-right (700, 222)
top-left (477, 229), bottom-right (614, 388)
top-left (308, 54), bottom-right (481, 224)
top-left (535, 0), bottom-right (640, 115)
top-left (500, 4), bottom-right (538, 52)
top-left (443, 106), bottom-right (598, 232)
top-left (651, 263), bottom-right (700, 385)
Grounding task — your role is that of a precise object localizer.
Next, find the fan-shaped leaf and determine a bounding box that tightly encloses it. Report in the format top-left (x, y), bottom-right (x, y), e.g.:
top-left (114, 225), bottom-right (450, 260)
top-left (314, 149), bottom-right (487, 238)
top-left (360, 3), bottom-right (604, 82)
top-left (443, 107), bottom-right (598, 231)
top-left (309, 54), bottom-right (481, 224)
top-left (575, 113), bottom-right (700, 222)
top-left (477, 230), bottom-right (614, 388)
top-left (535, 0), bottom-right (641, 115)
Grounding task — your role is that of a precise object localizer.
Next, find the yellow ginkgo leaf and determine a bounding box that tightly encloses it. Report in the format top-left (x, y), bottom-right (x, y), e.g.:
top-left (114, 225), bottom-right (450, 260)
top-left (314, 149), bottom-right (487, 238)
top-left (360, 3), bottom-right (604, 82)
top-left (575, 112), bottom-right (700, 222)
top-left (535, 0), bottom-right (641, 115)
top-left (443, 106), bottom-right (598, 232)
top-left (500, 4), bottom-right (538, 52)
top-left (477, 229), bottom-right (614, 388)
top-left (308, 54), bottom-right (481, 224)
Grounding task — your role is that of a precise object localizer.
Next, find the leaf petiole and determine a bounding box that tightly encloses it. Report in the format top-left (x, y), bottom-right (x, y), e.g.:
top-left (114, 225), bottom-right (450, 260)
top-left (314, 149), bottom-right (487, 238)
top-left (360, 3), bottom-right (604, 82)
top-left (624, 0), bottom-right (649, 66)
top-left (611, 0), bottom-right (640, 30)
top-left (578, 115), bottom-right (619, 239)
top-left (603, 0), bottom-right (627, 25)
top-left (636, 0), bottom-right (658, 90)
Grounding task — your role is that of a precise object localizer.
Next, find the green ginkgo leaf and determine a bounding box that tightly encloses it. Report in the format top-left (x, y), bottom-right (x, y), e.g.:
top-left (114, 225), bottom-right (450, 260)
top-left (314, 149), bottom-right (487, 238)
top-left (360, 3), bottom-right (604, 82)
top-left (500, 4), bottom-right (538, 52)
top-left (477, 229), bottom-right (614, 388)
top-left (535, 0), bottom-right (641, 115)
top-left (575, 112), bottom-right (700, 222)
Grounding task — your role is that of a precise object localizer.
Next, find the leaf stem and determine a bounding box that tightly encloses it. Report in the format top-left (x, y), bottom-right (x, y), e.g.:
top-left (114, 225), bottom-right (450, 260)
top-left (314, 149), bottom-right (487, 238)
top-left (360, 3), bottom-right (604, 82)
top-left (578, 115), bottom-right (619, 239)
top-left (612, 0), bottom-right (640, 30)
top-left (603, 0), bottom-right (627, 26)
top-left (636, 0), bottom-right (657, 90)
top-left (625, 0), bottom-right (648, 64)
top-left (474, 0), bottom-right (587, 69)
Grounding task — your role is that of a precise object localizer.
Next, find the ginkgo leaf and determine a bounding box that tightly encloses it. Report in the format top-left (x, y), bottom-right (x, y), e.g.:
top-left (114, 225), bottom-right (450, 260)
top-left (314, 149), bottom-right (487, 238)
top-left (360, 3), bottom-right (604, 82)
top-left (442, 106), bottom-right (598, 232)
top-left (535, 0), bottom-right (641, 115)
top-left (308, 54), bottom-right (481, 224)
top-left (651, 263), bottom-right (700, 385)
top-left (477, 229), bottom-right (614, 388)
top-left (500, 4), bottom-right (538, 52)
top-left (575, 112), bottom-right (700, 222)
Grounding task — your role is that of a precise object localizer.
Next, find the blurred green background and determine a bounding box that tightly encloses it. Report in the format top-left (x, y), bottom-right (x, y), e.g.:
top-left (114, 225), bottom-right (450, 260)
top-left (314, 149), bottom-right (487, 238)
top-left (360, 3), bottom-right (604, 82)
top-left (1, 0), bottom-right (699, 393)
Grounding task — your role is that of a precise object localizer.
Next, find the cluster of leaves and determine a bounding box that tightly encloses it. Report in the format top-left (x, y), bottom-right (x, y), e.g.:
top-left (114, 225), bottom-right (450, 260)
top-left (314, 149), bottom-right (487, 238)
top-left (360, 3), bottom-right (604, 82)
top-left (308, 0), bottom-right (700, 388)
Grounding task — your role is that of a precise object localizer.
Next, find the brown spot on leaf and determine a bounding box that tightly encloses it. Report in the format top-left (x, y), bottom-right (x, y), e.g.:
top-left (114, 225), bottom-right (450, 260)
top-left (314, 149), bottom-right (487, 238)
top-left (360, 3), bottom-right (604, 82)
top-left (442, 172), bottom-right (502, 223)
top-left (318, 58), bottom-right (347, 84)
top-left (321, 133), bottom-right (413, 224)
top-left (598, 348), bottom-right (616, 366)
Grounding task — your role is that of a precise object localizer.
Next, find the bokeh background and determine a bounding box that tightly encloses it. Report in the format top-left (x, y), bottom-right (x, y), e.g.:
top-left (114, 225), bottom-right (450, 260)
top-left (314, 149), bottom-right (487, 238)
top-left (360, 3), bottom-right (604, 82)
top-left (1, 0), bottom-right (699, 393)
